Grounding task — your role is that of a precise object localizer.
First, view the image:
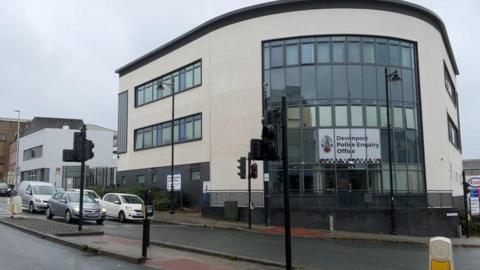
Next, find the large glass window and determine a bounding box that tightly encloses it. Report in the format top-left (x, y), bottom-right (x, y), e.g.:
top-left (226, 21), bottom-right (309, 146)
top-left (134, 114), bottom-right (202, 150)
top-left (319, 106), bottom-right (332, 127)
top-left (366, 106), bottom-right (378, 127)
top-left (135, 60), bottom-right (202, 106)
top-left (301, 43), bottom-right (315, 64)
top-left (286, 45), bottom-right (299, 65)
top-left (263, 36), bottom-right (424, 197)
top-left (317, 42), bottom-right (330, 63)
top-left (351, 106), bottom-right (363, 127)
top-left (335, 106), bottom-right (348, 126)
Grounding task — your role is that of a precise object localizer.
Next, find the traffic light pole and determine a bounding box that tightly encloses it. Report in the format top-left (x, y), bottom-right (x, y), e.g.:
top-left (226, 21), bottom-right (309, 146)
top-left (462, 171), bottom-right (470, 238)
top-left (281, 96), bottom-right (292, 270)
top-left (248, 153), bottom-right (252, 230)
top-left (78, 125), bottom-right (86, 232)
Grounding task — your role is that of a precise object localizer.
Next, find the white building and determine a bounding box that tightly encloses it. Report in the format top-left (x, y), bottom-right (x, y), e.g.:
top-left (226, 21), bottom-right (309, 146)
top-left (18, 117), bottom-right (117, 188)
top-left (115, 0), bottom-right (462, 236)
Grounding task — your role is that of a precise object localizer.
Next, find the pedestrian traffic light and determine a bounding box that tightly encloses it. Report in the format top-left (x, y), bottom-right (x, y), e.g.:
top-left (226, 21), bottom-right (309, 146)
top-left (84, 139), bottom-right (95, 161)
top-left (237, 157), bottom-right (246, 179)
top-left (250, 163), bottom-right (258, 179)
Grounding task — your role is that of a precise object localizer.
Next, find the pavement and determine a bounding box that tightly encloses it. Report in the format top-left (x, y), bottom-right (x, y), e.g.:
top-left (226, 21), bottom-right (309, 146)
top-left (152, 210), bottom-right (480, 247)
top-left (0, 222), bottom-right (153, 270)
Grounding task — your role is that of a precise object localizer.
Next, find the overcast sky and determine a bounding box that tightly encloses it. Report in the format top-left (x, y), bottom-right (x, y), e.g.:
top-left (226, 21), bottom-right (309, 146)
top-left (0, 0), bottom-right (478, 158)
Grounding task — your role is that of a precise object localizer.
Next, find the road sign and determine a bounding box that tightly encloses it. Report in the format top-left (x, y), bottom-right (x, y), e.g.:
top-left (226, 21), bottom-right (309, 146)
top-left (471, 197), bottom-right (480, 216)
top-left (167, 174), bottom-right (181, 191)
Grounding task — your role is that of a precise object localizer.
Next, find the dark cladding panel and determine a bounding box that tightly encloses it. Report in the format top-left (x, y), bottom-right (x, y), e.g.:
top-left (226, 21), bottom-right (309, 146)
top-left (117, 91), bottom-right (128, 154)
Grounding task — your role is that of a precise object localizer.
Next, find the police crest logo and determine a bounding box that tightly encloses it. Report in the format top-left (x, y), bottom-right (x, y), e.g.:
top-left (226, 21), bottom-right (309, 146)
top-left (321, 135), bottom-right (333, 153)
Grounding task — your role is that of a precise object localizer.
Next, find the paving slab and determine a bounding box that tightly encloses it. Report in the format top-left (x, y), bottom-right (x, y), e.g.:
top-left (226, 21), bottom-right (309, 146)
top-left (65, 234), bottom-right (283, 270)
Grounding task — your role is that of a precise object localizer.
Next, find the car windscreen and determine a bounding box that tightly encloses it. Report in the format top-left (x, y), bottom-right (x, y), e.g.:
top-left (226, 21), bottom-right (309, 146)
top-left (86, 191), bottom-right (99, 198)
top-left (0, 183), bottom-right (8, 187)
top-left (32, 186), bottom-right (56, 195)
top-left (121, 195), bottom-right (143, 204)
top-left (67, 193), bottom-right (96, 203)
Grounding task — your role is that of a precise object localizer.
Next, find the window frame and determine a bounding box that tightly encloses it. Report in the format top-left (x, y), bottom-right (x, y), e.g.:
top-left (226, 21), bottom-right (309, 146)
top-left (444, 63), bottom-right (458, 107)
top-left (447, 114), bottom-right (460, 150)
top-left (134, 59), bottom-right (202, 108)
top-left (134, 113), bottom-right (203, 151)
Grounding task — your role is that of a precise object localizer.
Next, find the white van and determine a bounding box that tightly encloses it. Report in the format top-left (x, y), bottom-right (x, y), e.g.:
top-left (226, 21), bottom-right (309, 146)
top-left (18, 181), bottom-right (56, 213)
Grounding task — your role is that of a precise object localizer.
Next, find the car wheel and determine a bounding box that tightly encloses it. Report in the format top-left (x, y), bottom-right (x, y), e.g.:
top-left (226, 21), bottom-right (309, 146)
top-left (46, 207), bottom-right (53, 219)
top-left (65, 210), bottom-right (72, 223)
top-left (29, 202), bottom-right (36, 214)
top-left (118, 211), bottom-right (126, 223)
top-left (96, 219), bottom-right (104, 225)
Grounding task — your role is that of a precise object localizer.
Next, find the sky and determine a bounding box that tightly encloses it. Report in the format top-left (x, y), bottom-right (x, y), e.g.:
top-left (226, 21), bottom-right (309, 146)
top-left (0, 0), bottom-right (478, 158)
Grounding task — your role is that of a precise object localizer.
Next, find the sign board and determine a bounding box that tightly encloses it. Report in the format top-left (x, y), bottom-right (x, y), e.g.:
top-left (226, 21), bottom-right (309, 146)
top-left (166, 174), bottom-right (181, 191)
top-left (318, 128), bottom-right (381, 163)
top-left (470, 197), bottom-right (479, 216)
top-left (264, 173), bottom-right (270, 182)
top-left (467, 176), bottom-right (480, 188)
top-left (202, 181), bottom-right (211, 193)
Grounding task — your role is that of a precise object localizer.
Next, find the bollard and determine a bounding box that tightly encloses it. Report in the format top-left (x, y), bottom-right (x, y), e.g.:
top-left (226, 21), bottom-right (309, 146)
top-left (329, 215), bottom-right (334, 232)
top-left (429, 237), bottom-right (454, 270)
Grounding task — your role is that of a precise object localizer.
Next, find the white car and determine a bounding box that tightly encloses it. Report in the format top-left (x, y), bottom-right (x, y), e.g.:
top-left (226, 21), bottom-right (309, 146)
top-left (101, 193), bottom-right (144, 222)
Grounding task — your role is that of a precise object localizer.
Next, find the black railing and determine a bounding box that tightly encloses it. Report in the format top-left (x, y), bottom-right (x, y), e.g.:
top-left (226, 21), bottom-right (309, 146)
top-left (205, 189), bottom-right (453, 209)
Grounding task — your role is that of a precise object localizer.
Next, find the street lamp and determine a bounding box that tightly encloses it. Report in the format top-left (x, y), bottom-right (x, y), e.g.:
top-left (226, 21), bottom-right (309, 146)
top-left (384, 68), bottom-right (401, 235)
top-left (157, 79), bottom-right (176, 215)
top-left (13, 110), bottom-right (21, 187)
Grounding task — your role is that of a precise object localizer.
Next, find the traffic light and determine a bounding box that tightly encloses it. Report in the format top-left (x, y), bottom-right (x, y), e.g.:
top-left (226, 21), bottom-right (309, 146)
top-left (73, 131), bottom-right (83, 161)
top-left (250, 163), bottom-right (258, 179)
top-left (84, 139), bottom-right (95, 161)
top-left (237, 157), bottom-right (246, 179)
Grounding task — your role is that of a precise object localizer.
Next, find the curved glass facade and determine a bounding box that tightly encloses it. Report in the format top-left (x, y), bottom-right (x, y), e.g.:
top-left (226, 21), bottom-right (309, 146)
top-left (263, 36), bottom-right (425, 201)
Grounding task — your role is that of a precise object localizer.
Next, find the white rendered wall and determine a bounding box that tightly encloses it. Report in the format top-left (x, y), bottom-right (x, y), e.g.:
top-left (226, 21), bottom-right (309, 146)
top-left (19, 128), bottom-right (116, 187)
top-left (118, 8), bottom-right (462, 193)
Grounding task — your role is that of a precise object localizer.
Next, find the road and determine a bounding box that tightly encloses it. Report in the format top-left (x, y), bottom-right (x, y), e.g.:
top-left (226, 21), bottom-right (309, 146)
top-left (0, 222), bottom-right (153, 270)
top-left (1, 197), bottom-right (479, 270)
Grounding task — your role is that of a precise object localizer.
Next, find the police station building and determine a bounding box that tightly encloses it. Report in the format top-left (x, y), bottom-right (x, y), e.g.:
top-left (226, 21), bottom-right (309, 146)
top-left (116, 0), bottom-right (463, 236)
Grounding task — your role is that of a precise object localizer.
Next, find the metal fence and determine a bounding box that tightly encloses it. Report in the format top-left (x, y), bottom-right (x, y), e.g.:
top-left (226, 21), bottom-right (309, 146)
top-left (207, 190), bottom-right (264, 207)
top-left (206, 189), bottom-right (453, 209)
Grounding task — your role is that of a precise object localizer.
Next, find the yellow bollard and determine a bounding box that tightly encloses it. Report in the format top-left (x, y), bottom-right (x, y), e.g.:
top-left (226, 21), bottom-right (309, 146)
top-left (429, 237), bottom-right (454, 270)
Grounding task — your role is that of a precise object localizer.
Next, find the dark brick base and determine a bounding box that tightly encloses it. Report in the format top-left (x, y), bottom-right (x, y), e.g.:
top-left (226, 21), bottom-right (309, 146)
top-left (202, 206), bottom-right (460, 237)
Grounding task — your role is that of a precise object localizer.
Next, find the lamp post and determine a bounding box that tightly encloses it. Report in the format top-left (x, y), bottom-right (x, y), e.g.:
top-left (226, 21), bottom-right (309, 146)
top-left (384, 68), bottom-right (401, 235)
top-left (157, 79), bottom-right (176, 214)
top-left (13, 110), bottom-right (21, 186)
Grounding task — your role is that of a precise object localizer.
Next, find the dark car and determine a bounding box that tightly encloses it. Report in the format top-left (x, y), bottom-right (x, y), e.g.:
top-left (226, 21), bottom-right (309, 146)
top-left (0, 182), bottom-right (12, 196)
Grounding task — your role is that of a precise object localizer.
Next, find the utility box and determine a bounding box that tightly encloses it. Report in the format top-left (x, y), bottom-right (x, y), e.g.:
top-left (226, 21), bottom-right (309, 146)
top-left (224, 201), bottom-right (238, 220)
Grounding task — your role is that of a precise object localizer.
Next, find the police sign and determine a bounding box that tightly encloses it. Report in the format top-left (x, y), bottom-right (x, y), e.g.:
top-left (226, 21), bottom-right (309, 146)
top-left (467, 176), bottom-right (480, 188)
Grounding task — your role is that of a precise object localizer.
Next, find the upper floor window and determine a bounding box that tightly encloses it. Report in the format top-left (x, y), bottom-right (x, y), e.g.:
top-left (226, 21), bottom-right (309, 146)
top-left (0, 133), bottom-right (6, 142)
top-left (444, 64), bottom-right (458, 107)
top-left (134, 113), bottom-right (202, 151)
top-left (447, 116), bottom-right (459, 149)
top-left (23, 145), bottom-right (43, 161)
top-left (135, 60), bottom-right (202, 107)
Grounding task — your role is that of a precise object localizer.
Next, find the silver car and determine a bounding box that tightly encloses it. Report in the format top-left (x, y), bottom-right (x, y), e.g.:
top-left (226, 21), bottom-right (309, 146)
top-left (46, 191), bottom-right (106, 224)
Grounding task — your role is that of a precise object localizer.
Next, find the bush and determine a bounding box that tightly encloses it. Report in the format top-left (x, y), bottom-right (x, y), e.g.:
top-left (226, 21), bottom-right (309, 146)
top-left (87, 185), bottom-right (180, 211)
top-left (459, 211), bottom-right (480, 235)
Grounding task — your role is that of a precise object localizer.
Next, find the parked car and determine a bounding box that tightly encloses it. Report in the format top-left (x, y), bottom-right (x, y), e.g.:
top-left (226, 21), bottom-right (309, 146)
top-left (67, 189), bottom-right (100, 202)
top-left (46, 191), bottom-right (106, 224)
top-left (17, 181), bottom-right (56, 213)
top-left (101, 193), bottom-right (144, 222)
top-left (0, 182), bottom-right (12, 196)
